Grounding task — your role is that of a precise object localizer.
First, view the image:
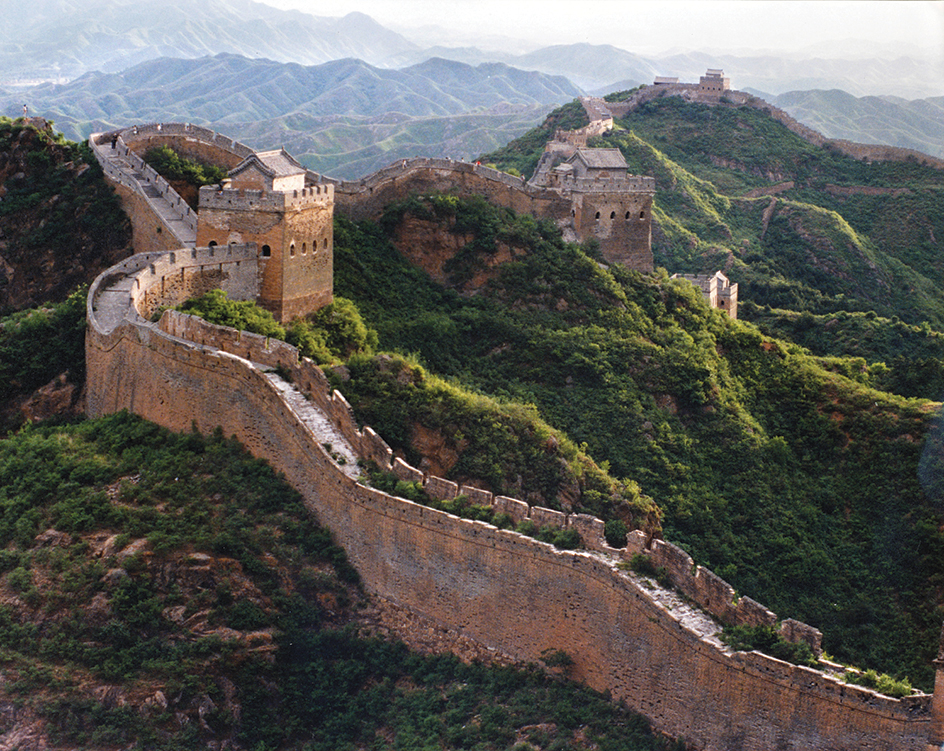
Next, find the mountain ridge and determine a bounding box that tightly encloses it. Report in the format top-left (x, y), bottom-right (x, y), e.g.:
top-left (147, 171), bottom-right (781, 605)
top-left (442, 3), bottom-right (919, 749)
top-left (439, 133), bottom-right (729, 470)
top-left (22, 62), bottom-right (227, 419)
top-left (1, 53), bottom-right (583, 178)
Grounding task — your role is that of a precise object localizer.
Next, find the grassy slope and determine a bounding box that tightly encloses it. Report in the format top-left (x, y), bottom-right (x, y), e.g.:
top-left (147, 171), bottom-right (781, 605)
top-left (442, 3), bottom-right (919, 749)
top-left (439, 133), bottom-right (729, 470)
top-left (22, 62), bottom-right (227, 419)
top-left (0, 413), bottom-right (679, 751)
top-left (333, 192), bottom-right (944, 690)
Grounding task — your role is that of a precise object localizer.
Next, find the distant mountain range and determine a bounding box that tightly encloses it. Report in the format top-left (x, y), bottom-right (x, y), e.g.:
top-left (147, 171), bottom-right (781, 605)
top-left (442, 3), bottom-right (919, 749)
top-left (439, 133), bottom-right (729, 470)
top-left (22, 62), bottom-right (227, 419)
top-left (1, 0), bottom-right (940, 173)
top-left (0, 54), bottom-right (581, 178)
top-left (0, 0), bottom-right (417, 82)
top-left (750, 89), bottom-right (944, 159)
top-left (4, 0), bottom-right (940, 99)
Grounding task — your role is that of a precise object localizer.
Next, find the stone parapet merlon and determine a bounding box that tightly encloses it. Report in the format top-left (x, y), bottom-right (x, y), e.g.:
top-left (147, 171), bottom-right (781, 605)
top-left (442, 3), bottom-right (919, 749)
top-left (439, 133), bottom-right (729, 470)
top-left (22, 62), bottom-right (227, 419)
top-left (82, 121), bottom-right (941, 749)
top-left (198, 183), bottom-right (333, 212)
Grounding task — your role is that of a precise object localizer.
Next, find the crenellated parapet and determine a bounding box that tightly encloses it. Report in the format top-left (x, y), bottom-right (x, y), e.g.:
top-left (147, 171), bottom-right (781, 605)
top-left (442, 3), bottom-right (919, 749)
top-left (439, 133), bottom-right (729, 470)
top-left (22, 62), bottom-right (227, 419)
top-left (85, 246), bottom-right (938, 751)
top-left (197, 183), bottom-right (333, 213)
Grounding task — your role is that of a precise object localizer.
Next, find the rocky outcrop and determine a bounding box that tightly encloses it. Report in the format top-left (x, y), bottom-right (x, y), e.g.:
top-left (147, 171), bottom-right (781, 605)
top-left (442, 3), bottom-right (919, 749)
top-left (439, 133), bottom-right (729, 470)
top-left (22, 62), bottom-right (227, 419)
top-left (0, 120), bottom-right (132, 310)
top-left (390, 214), bottom-right (527, 293)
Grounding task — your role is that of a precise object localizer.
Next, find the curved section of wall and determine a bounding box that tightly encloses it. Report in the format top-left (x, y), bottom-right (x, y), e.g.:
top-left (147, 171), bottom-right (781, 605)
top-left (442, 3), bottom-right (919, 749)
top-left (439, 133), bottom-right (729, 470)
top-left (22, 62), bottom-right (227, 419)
top-left (86, 248), bottom-right (932, 751)
top-left (113, 122), bottom-right (254, 169)
top-left (90, 123), bottom-right (260, 252)
top-left (333, 157), bottom-right (573, 222)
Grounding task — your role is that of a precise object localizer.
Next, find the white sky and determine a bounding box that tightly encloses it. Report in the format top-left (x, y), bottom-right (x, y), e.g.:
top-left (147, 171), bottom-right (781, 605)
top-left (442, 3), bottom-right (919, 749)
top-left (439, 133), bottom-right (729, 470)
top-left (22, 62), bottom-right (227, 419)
top-left (263, 0), bottom-right (944, 57)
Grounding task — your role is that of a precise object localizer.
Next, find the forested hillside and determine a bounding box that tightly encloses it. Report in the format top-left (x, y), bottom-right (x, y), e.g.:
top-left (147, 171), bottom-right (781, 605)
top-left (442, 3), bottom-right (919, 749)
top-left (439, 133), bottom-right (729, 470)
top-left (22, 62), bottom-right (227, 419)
top-left (332, 197), bottom-right (943, 689)
top-left (0, 413), bottom-right (679, 750)
top-left (323, 98), bottom-right (944, 689)
top-left (483, 94), bottom-right (944, 399)
top-left (3, 90), bottom-right (944, 747)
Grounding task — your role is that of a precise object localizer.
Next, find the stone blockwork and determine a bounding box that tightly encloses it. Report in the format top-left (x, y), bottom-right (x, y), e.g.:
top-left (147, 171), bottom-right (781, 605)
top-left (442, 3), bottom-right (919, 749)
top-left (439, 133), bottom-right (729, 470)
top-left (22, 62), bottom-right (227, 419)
top-left (331, 157), bottom-right (655, 272)
top-left (196, 184), bottom-right (334, 322)
top-left (118, 122), bottom-right (253, 171)
top-left (92, 123), bottom-right (336, 323)
top-left (86, 247), bottom-right (936, 751)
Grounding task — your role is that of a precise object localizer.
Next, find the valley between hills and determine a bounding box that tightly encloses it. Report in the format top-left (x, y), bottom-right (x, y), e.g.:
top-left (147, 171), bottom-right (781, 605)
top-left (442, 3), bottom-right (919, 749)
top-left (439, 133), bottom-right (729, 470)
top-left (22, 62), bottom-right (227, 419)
top-left (0, 33), bottom-right (944, 751)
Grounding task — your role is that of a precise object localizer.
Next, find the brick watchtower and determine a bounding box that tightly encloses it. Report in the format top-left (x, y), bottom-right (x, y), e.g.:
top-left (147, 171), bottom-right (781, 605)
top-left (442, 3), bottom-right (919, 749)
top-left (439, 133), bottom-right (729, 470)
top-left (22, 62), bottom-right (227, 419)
top-left (196, 149), bottom-right (334, 323)
top-left (545, 148), bottom-right (655, 270)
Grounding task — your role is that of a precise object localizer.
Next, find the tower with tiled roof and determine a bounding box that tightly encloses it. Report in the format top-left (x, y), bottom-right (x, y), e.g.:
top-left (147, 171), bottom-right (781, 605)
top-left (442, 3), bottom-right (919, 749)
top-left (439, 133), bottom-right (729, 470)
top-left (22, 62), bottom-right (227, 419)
top-left (196, 149), bottom-right (334, 323)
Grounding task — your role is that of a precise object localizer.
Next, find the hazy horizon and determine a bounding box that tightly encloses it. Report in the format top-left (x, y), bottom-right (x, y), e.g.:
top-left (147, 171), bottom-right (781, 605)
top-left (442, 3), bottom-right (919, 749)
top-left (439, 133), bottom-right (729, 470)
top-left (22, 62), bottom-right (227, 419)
top-left (263, 0), bottom-right (944, 59)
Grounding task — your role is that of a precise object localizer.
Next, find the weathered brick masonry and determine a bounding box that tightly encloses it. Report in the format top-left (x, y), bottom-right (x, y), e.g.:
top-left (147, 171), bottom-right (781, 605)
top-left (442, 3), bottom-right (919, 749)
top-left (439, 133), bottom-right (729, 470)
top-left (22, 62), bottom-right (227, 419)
top-left (86, 121), bottom-right (944, 751)
top-left (86, 247), bottom-right (935, 751)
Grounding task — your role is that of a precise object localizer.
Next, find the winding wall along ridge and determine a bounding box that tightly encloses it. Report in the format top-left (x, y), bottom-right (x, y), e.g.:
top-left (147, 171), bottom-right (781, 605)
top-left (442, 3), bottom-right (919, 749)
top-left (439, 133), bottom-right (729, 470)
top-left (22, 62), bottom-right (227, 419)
top-left (86, 242), bottom-right (933, 751)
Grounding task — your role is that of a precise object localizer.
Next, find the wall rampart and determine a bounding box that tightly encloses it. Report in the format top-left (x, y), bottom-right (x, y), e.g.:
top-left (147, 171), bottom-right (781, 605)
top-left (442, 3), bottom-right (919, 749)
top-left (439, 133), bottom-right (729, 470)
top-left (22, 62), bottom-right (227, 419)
top-left (85, 164), bottom-right (938, 750)
top-left (90, 132), bottom-right (198, 245)
top-left (332, 157), bottom-right (653, 224)
top-left (114, 122), bottom-right (254, 167)
top-left (198, 184), bottom-right (333, 213)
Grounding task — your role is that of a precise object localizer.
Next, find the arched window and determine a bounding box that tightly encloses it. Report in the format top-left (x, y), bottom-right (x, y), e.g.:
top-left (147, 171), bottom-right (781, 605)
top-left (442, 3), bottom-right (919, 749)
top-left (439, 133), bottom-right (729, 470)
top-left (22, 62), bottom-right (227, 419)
top-left (208, 240), bottom-right (218, 248)
top-left (639, 210), bottom-right (646, 220)
top-left (625, 211), bottom-right (631, 220)
top-left (261, 245), bottom-right (271, 257)
top-left (302, 242), bottom-right (307, 255)
top-left (609, 211), bottom-right (616, 219)
top-left (290, 243), bottom-right (296, 257)
top-left (595, 211), bottom-right (601, 220)
top-left (323, 237), bottom-right (328, 249)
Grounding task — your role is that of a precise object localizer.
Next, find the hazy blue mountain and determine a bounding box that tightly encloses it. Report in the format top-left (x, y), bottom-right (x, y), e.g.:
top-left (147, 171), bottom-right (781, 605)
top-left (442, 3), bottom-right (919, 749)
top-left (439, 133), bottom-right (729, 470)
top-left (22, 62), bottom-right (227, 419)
top-left (1, 53), bottom-right (581, 178)
top-left (746, 89), bottom-right (944, 158)
top-left (0, 0), bottom-right (417, 83)
top-left (654, 51), bottom-right (939, 99)
top-left (391, 43), bottom-right (940, 100)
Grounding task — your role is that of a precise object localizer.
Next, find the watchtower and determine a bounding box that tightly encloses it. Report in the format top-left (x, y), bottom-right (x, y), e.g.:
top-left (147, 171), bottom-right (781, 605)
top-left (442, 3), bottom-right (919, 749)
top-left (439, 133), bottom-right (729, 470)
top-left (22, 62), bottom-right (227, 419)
top-left (547, 148), bottom-right (655, 270)
top-left (196, 149), bottom-right (334, 323)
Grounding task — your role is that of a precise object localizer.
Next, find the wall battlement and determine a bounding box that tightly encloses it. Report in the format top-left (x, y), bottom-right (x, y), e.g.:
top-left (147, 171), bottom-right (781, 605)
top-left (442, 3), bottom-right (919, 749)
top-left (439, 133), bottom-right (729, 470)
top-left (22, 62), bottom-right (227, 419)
top-left (198, 183), bottom-right (333, 212)
top-left (85, 247), bottom-right (935, 751)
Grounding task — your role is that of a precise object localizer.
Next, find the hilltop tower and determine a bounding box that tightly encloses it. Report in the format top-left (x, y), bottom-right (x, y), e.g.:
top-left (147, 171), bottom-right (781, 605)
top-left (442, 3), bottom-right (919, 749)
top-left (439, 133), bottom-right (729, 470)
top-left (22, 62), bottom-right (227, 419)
top-left (196, 149), bottom-right (334, 323)
top-left (542, 147), bottom-right (654, 270)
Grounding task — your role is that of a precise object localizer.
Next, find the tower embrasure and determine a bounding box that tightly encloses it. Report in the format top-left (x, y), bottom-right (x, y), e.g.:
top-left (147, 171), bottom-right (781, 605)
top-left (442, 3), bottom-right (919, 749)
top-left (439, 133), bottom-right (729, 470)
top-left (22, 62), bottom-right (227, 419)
top-left (196, 149), bottom-right (334, 323)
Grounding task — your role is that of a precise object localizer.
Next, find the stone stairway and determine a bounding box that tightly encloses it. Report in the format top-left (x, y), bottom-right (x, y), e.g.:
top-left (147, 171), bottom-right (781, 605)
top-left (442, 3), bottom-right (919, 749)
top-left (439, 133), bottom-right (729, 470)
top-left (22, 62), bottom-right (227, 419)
top-left (91, 137), bottom-right (197, 247)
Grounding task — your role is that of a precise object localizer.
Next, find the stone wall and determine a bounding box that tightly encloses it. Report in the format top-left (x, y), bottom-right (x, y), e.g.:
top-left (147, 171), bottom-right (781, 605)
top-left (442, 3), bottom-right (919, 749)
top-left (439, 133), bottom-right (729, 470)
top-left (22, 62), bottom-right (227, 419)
top-left (116, 122), bottom-right (254, 170)
top-left (91, 133), bottom-right (199, 248)
top-left (110, 182), bottom-right (188, 255)
top-left (333, 157), bottom-right (655, 272)
top-left (333, 158), bottom-right (573, 223)
top-left (85, 248), bottom-right (935, 751)
top-left (571, 190), bottom-right (653, 269)
top-left (195, 184), bottom-right (334, 322)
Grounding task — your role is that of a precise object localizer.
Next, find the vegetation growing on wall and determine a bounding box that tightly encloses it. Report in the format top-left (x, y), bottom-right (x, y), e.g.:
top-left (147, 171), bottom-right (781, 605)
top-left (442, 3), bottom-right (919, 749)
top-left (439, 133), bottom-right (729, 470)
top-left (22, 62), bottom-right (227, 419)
top-left (340, 352), bottom-right (658, 526)
top-left (0, 412), bottom-right (681, 751)
top-left (143, 145), bottom-right (228, 189)
top-left (176, 290), bottom-right (377, 365)
top-left (332, 192), bottom-right (944, 690)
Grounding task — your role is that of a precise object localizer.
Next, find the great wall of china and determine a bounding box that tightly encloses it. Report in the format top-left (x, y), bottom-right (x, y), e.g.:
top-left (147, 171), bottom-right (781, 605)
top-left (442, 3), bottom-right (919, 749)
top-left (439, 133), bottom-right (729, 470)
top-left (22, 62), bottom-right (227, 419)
top-left (84, 83), bottom-right (944, 750)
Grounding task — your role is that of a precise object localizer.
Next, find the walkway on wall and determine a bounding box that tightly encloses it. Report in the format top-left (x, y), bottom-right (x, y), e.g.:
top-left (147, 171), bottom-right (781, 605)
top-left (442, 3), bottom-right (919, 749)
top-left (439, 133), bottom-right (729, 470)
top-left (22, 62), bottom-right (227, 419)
top-left (90, 134), bottom-right (197, 247)
top-left (263, 371), bottom-right (359, 477)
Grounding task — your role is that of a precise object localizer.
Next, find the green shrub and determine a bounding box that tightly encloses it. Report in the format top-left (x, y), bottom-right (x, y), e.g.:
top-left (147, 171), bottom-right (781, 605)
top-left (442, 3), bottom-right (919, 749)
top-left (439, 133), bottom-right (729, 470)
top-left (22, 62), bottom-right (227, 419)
top-left (226, 600), bottom-right (269, 631)
top-left (176, 289), bottom-right (285, 339)
top-left (552, 528), bottom-right (581, 550)
top-left (722, 624), bottom-right (818, 668)
top-left (843, 668), bottom-right (913, 698)
top-left (604, 519), bottom-right (629, 548)
top-left (143, 145), bottom-right (227, 188)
